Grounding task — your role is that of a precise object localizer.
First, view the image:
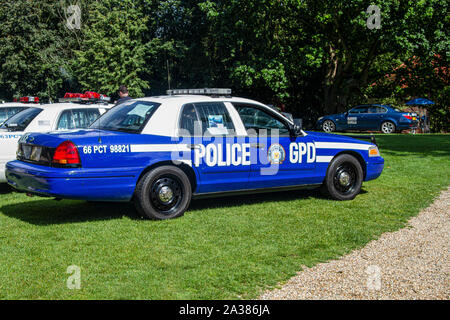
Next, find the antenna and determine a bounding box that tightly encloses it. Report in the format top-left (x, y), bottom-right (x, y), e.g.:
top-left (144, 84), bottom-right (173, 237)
top-left (98, 107), bottom-right (102, 143)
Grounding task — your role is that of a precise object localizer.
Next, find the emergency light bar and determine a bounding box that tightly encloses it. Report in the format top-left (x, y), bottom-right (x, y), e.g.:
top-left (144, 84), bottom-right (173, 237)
top-left (14, 96), bottom-right (40, 103)
top-left (166, 88), bottom-right (232, 96)
top-left (59, 91), bottom-right (111, 103)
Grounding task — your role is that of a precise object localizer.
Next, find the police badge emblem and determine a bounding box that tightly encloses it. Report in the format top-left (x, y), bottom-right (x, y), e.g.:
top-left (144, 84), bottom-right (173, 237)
top-left (267, 143), bottom-right (286, 164)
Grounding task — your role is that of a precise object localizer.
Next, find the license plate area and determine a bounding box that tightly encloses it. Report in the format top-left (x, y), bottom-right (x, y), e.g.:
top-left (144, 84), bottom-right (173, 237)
top-left (18, 143), bottom-right (53, 165)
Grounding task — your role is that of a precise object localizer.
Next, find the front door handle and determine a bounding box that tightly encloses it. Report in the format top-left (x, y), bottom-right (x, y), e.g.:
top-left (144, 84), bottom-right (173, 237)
top-left (187, 144), bottom-right (202, 150)
top-left (250, 143), bottom-right (265, 149)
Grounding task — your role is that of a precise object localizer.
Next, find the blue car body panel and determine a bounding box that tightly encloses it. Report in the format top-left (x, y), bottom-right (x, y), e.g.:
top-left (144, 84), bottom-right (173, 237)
top-left (6, 129), bottom-right (384, 202)
top-left (317, 104), bottom-right (417, 132)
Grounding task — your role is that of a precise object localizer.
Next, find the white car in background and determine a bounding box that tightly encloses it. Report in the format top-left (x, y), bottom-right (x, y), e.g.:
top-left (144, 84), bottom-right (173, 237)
top-left (0, 102), bottom-right (38, 126)
top-left (0, 102), bottom-right (112, 182)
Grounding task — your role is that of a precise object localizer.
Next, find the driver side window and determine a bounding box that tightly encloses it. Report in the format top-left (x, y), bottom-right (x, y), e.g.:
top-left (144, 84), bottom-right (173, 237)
top-left (233, 103), bottom-right (290, 135)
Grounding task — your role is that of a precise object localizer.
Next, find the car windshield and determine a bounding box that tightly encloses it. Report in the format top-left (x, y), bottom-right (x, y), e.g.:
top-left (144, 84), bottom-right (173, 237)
top-left (90, 101), bottom-right (160, 133)
top-left (0, 107), bottom-right (43, 132)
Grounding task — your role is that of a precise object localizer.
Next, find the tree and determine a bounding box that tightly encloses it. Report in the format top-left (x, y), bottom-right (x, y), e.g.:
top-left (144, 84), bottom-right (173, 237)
top-left (0, 0), bottom-right (79, 100)
top-left (74, 0), bottom-right (149, 97)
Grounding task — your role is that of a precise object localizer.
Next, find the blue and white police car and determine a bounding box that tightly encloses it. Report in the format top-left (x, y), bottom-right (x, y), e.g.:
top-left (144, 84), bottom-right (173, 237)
top-left (6, 89), bottom-right (384, 220)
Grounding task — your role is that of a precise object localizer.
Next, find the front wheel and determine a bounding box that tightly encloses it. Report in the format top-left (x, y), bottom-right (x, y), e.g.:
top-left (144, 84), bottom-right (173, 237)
top-left (321, 154), bottom-right (363, 200)
top-left (134, 166), bottom-right (192, 220)
top-left (322, 120), bottom-right (336, 132)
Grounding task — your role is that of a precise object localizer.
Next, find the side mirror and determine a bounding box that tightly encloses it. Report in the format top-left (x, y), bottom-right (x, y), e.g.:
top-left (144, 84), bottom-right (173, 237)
top-left (291, 118), bottom-right (303, 136)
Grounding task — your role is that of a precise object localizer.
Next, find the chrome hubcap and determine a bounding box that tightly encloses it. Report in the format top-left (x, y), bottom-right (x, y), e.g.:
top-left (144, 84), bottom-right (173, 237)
top-left (382, 122), bottom-right (394, 133)
top-left (158, 186), bottom-right (174, 203)
top-left (323, 121), bottom-right (335, 132)
top-left (338, 172), bottom-right (351, 187)
top-left (333, 163), bottom-right (357, 195)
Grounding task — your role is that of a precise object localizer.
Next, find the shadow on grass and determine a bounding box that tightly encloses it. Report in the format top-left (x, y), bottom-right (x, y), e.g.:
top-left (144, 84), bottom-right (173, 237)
top-left (190, 187), bottom-right (368, 211)
top-left (1, 199), bottom-right (141, 226)
top-left (1, 186), bottom-right (365, 225)
top-left (0, 184), bottom-right (11, 194)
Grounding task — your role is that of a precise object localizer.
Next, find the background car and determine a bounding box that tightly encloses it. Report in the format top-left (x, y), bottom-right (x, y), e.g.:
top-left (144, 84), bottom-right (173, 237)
top-left (0, 101), bottom-right (38, 125)
top-left (0, 100), bottom-right (112, 182)
top-left (316, 104), bottom-right (418, 133)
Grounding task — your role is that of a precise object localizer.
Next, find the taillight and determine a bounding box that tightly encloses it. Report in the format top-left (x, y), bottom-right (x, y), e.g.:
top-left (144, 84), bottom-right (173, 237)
top-left (52, 141), bottom-right (81, 166)
top-left (402, 114), bottom-right (413, 120)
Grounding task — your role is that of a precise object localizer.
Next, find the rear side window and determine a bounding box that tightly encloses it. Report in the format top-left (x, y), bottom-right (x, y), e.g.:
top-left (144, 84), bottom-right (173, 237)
top-left (57, 108), bottom-right (100, 130)
top-left (180, 102), bottom-right (235, 135)
top-left (179, 104), bottom-right (200, 135)
top-left (349, 106), bottom-right (368, 114)
top-left (369, 106), bottom-right (387, 114)
top-left (0, 107), bottom-right (42, 132)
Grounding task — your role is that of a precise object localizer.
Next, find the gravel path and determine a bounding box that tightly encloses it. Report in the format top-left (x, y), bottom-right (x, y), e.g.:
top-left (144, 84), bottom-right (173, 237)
top-left (260, 187), bottom-right (450, 300)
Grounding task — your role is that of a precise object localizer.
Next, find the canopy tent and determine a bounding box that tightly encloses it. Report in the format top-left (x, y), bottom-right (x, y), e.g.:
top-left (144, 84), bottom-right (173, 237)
top-left (405, 98), bottom-right (435, 105)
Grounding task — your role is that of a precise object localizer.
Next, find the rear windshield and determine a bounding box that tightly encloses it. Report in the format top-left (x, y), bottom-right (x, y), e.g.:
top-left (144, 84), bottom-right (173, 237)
top-left (0, 107), bottom-right (43, 132)
top-left (0, 106), bottom-right (29, 124)
top-left (90, 101), bottom-right (160, 133)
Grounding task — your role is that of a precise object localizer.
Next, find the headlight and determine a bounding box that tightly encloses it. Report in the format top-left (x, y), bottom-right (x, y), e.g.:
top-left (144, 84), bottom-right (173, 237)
top-left (318, 116), bottom-right (324, 121)
top-left (368, 146), bottom-right (380, 157)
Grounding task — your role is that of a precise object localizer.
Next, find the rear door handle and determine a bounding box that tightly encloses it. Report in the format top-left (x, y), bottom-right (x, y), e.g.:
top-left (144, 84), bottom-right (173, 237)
top-left (250, 143), bottom-right (265, 149)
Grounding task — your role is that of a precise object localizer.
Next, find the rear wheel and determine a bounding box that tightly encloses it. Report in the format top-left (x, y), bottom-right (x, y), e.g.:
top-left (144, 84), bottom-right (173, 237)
top-left (381, 121), bottom-right (396, 134)
top-left (322, 120), bottom-right (336, 132)
top-left (134, 166), bottom-right (192, 220)
top-left (321, 154), bottom-right (363, 200)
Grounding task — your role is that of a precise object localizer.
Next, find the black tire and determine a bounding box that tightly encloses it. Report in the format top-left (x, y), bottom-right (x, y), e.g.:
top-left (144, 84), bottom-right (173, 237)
top-left (380, 121), bottom-right (396, 134)
top-left (322, 120), bottom-right (336, 132)
top-left (321, 154), bottom-right (363, 201)
top-left (134, 166), bottom-right (192, 220)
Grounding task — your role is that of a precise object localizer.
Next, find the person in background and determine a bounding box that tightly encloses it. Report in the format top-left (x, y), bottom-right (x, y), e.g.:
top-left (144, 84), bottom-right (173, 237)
top-left (115, 85), bottom-right (133, 106)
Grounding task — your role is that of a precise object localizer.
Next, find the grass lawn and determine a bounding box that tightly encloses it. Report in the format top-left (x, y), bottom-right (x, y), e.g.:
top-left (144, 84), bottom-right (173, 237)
top-left (0, 134), bottom-right (449, 299)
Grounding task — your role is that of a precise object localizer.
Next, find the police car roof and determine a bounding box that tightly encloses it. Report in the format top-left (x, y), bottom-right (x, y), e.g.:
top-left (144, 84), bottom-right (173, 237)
top-left (137, 95), bottom-right (267, 106)
top-left (0, 103), bottom-right (36, 107)
top-left (29, 103), bottom-right (113, 110)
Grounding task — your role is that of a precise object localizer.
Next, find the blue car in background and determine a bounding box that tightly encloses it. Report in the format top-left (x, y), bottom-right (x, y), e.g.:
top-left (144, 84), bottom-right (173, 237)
top-left (317, 104), bottom-right (418, 134)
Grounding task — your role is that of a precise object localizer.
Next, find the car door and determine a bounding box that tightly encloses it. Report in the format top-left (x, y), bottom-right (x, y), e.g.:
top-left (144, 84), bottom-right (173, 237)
top-left (232, 103), bottom-right (316, 189)
top-left (347, 106), bottom-right (369, 130)
top-left (179, 102), bottom-right (251, 193)
top-left (365, 105), bottom-right (387, 130)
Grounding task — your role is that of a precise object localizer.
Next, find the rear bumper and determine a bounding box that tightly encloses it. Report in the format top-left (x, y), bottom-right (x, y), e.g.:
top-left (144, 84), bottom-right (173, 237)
top-left (0, 165), bottom-right (5, 183)
top-left (365, 158), bottom-right (384, 181)
top-left (397, 121), bottom-right (418, 130)
top-left (6, 160), bottom-right (139, 201)
top-left (0, 158), bottom-right (9, 183)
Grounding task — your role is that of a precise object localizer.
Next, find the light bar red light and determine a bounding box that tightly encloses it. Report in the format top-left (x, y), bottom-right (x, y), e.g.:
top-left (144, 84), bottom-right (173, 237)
top-left (19, 96), bottom-right (39, 103)
top-left (61, 91), bottom-right (110, 102)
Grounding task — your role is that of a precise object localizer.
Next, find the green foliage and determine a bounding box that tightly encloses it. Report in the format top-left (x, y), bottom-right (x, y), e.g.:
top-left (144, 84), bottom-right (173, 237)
top-left (74, 0), bottom-right (149, 97)
top-left (0, 0), bottom-right (447, 127)
top-left (0, 0), bottom-right (78, 100)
